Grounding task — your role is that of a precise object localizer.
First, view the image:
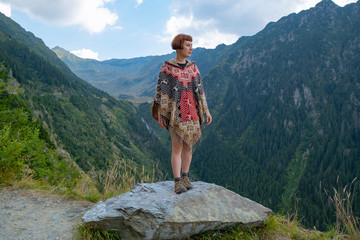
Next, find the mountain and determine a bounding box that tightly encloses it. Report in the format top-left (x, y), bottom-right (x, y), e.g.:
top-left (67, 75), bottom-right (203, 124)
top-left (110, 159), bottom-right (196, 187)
top-left (190, 0), bottom-right (360, 230)
top-left (53, 47), bottom-right (173, 102)
top-left (53, 41), bottom-right (242, 102)
top-left (0, 12), bottom-right (170, 177)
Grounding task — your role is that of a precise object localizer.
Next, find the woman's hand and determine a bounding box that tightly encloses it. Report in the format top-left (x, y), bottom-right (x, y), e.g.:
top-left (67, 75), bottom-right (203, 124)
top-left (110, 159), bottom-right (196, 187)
top-left (158, 112), bottom-right (166, 128)
top-left (206, 110), bottom-right (212, 125)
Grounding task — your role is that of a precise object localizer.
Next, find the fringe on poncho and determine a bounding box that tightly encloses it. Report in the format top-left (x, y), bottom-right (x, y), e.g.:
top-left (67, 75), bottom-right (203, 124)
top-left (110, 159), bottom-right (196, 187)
top-left (151, 59), bottom-right (209, 147)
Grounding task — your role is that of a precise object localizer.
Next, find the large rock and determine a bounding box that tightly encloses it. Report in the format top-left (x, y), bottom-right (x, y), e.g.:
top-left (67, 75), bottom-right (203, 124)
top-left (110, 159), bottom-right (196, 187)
top-left (82, 181), bottom-right (272, 239)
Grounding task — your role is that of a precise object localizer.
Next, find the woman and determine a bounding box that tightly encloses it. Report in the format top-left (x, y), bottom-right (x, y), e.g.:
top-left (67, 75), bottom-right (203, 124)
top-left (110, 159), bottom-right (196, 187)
top-left (151, 34), bottom-right (212, 194)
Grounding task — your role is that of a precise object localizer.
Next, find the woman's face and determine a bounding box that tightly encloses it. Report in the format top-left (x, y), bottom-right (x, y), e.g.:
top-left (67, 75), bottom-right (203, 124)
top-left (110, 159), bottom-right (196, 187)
top-left (180, 40), bottom-right (193, 58)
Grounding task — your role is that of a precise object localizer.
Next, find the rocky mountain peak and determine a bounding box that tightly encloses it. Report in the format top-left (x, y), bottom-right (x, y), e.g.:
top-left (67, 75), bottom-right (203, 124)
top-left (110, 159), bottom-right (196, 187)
top-left (315, 0), bottom-right (339, 9)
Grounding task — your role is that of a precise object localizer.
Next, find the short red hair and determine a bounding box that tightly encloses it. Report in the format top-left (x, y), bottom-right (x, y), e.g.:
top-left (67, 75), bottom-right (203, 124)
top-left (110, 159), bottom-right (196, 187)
top-left (171, 34), bottom-right (192, 50)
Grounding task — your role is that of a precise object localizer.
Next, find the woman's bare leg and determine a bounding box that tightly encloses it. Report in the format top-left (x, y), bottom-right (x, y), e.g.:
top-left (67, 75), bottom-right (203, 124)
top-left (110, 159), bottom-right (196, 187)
top-left (171, 132), bottom-right (183, 179)
top-left (181, 144), bottom-right (192, 174)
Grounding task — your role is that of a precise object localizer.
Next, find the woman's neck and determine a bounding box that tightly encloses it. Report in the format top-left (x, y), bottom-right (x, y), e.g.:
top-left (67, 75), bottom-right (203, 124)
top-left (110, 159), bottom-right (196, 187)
top-left (175, 55), bottom-right (186, 64)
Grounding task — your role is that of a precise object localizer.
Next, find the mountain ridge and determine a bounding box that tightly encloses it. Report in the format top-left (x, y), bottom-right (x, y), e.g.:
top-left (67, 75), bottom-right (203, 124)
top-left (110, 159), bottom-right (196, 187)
top-left (52, 40), bottom-right (242, 102)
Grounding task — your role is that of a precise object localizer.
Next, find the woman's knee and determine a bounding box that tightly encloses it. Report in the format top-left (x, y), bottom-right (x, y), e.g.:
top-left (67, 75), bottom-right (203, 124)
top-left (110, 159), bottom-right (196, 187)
top-left (182, 143), bottom-right (192, 154)
top-left (172, 144), bottom-right (182, 155)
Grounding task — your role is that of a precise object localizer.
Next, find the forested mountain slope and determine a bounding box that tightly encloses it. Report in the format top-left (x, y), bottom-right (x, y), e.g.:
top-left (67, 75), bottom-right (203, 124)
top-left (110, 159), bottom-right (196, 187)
top-left (0, 12), bottom-right (170, 177)
top-left (191, 0), bottom-right (360, 230)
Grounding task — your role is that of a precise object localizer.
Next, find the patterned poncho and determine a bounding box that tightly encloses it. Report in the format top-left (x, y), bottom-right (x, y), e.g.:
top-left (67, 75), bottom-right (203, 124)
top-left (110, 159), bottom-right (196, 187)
top-left (151, 59), bottom-right (209, 147)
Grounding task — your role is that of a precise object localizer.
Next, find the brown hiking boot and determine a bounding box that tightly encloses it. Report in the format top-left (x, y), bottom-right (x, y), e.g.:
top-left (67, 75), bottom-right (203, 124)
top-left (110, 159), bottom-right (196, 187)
top-left (174, 180), bottom-right (187, 194)
top-left (181, 175), bottom-right (193, 190)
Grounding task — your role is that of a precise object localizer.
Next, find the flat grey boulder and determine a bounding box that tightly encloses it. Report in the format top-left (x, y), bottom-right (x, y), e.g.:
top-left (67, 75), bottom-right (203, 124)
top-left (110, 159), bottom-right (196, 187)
top-left (82, 181), bottom-right (272, 239)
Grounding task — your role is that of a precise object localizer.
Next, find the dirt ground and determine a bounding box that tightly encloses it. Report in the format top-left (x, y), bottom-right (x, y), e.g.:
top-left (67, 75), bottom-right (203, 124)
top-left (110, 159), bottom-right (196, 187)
top-left (0, 187), bottom-right (93, 240)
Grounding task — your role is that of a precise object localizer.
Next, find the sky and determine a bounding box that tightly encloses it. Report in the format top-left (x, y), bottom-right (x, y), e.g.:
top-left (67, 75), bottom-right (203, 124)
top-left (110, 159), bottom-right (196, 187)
top-left (0, 0), bottom-right (357, 60)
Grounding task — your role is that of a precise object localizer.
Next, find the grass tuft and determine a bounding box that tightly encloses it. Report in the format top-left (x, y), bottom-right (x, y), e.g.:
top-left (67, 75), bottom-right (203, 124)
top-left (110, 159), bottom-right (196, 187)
top-left (76, 225), bottom-right (122, 240)
top-left (89, 159), bottom-right (159, 201)
top-left (331, 178), bottom-right (360, 240)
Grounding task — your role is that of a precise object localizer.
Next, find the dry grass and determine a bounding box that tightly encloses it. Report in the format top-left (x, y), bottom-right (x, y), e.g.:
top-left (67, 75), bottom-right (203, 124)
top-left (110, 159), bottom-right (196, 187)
top-left (89, 159), bottom-right (159, 200)
top-left (71, 172), bottom-right (101, 201)
top-left (189, 213), bottom-right (339, 240)
top-left (330, 178), bottom-right (360, 240)
top-left (4, 158), bottom-right (161, 202)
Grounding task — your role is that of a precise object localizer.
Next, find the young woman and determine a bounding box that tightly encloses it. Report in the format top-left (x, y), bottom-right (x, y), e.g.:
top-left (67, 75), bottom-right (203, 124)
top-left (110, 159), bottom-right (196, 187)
top-left (151, 34), bottom-right (212, 194)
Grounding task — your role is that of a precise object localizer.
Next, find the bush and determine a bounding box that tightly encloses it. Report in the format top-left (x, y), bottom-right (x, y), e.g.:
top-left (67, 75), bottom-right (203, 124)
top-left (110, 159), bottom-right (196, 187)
top-left (0, 65), bottom-right (81, 189)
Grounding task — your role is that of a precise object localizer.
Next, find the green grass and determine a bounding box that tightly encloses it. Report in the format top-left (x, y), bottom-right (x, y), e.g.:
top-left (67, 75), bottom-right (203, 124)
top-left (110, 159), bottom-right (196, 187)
top-left (76, 214), bottom-right (344, 240)
top-left (76, 225), bottom-right (122, 240)
top-left (189, 215), bottom-right (339, 240)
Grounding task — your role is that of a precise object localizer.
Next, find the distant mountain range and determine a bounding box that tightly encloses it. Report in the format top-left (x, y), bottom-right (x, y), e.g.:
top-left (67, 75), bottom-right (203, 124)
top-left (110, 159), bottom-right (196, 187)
top-left (1, 0), bottom-right (359, 231)
top-left (53, 47), bottom-right (173, 102)
top-left (53, 41), bottom-right (240, 102)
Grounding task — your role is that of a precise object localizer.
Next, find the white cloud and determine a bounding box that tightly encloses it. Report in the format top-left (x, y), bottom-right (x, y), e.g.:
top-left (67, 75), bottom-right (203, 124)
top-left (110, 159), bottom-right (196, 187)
top-left (164, 0), bottom-right (299, 49)
top-left (111, 25), bottom-right (123, 31)
top-left (164, 12), bottom-right (238, 48)
top-left (0, 2), bottom-right (11, 17)
top-left (163, 0), bottom-right (358, 49)
top-left (165, 14), bottom-right (195, 37)
top-left (71, 48), bottom-right (100, 60)
top-left (294, 0), bottom-right (356, 12)
top-left (0, 0), bottom-right (118, 33)
top-left (194, 30), bottom-right (239, 49)
top-left (135, 0), bottom-right (143, 7)
top-left (337, 0), bottom-right (358, 5)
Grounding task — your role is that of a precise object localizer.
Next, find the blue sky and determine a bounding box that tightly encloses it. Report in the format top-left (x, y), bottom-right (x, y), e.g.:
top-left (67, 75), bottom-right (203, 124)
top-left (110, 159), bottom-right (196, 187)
top-left (0, 0), bottom-right (357, 60)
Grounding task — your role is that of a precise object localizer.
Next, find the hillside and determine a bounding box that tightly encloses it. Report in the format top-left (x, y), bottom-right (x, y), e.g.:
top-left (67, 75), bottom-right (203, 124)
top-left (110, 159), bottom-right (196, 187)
top-left (0, 64), bottom-right (83, 188)
top-left (0, 12), bottom-right (170, 178)
top-left (191, 0), bottom-right (360, 230)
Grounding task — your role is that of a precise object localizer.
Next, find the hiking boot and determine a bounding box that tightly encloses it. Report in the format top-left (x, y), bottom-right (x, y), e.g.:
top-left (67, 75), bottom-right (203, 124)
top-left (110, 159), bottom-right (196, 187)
top-left (181, 175), bottom-right (193, 190)
top-left (174, 180), bottom-right (187, 194)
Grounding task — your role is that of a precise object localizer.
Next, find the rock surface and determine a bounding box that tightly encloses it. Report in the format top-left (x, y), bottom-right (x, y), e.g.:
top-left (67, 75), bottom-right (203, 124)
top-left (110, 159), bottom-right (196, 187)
top-left (83, 181), bottom-right (272, 239)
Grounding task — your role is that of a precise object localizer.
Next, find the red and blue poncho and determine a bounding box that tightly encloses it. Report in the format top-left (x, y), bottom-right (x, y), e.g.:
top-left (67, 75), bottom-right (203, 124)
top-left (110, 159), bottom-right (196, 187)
top-left (151, 59), bottom-right (209, 147)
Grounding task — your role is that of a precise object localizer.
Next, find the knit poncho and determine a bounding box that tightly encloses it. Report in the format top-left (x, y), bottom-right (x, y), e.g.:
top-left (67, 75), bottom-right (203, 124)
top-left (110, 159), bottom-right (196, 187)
top-left (151, 59), bottom-right (209, 147)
